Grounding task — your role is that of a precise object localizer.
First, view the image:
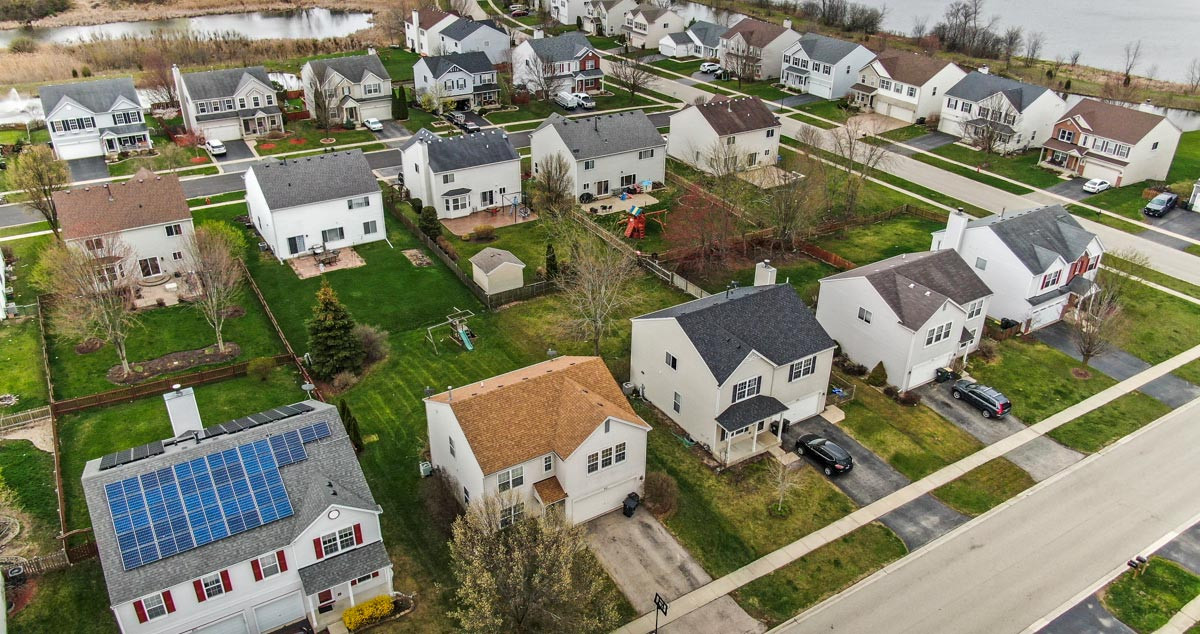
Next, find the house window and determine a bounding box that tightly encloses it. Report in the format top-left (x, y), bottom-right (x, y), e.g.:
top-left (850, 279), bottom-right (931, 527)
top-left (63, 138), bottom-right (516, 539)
top-left (789, 356), bottom-right (816, 381)
top-left (1088, 257), bottom-right (1099, 271)
top-left (962, 328), bottom-right (977, 346)
top-left (960, 102), bottom-right (973, 113)
top-left (946, 98), bottom-right (958, 110)
top-left (238, 97), bottom-right (247, 109)
top-left (172, 251), bottom-right (183, 261)
top-left (447, 195), bottom-right (469, 212)
top-left (365, 83), bottom-right (382, 95)
top-left (978, 107), bottom-right (990, 120)
top-left (544, 455), bottom-right (552, 472)
top-left (1003, 113), bottom-right (1016, 126)
top-left (499, 502), bottom-right (524, 528)
top-left (498, 466), bottom-right (524, 492)
top-left (800, 59), bottom-right (809, 70)
top-left (85, 237), bottom-right (103, 251)
top-left (443, 173), bottom-right (455, 184)
top-left (141, 593), bottom-right (169, 620)
top-left (321, 227), bottom-right (345, 243)
top-left (732, 376), bottom-right (761, 403)
top-left (165, 224), bottom-right (183, 237)
top-left (857, 307), bottom-right (872, 324)
top-left (601, 447), bottom-right (613, 468)
top-left (201, 573), bottom-right (226, 599)
top-left (258, 553), bottom-right (281, 579)
top-left (463, 487), bottom-right (470, 504)
top-left (673, 392), bottom-right (682, 413)
top-left (198, 102), bottom-right (209, 114)
top-left (766, 129), bottom-right (775, 138)
top-left (448, 435), bottom-right (455, 457)
top-left (1042, 270), bottom-right (1061, 289)
top-left (1152, 141), bottom-right (1160, 150)
top-left (966, 299), bottom-right (984, 319)
top-left (615, 442), bottom-right (626, 464)
top-left (347, 196), bottom-right (370, 209)
top-left (638, 149), bottom-right (654, 159)
top-left (907, 86), bottom-right (916, 97)
top-left (665, 351), bottom-right (677, 369)
top-left (363, 220), bottom-right (378, 235)
top-left (587, 452), bottom-right (599, 473)
top-left (1058, 129), bottom-right (1075, 143)
top-left (726, 136), bottom-right (735, 145)
top-left (925, 322), bottom-right (953, 346)
top-left (879, 79), bottom-right (892, 91)
top-left (583, 159), bottom-right (595, 170)
top-left (252, 96), bottom-right (261, 107)
top-left (621, 174), bottom-right (636, 187)
top-left (975, 257), bottom-right (987, 270)
top-left (320, 526), bottom-right (356, 556)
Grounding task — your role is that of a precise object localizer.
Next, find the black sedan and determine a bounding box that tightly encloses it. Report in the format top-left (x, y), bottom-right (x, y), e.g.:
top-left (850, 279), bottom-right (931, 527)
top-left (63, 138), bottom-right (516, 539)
top-left (794, 433), bottom-right (854, 476)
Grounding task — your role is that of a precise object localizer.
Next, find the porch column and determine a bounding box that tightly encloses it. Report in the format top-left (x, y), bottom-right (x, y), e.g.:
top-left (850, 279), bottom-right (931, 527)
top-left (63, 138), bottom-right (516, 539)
top-left (751, 422), bottom-right (759, 453)
top-left (306, 594), bottom-right (317, 628)
top-left (348, 579), bottom-right (356, 607)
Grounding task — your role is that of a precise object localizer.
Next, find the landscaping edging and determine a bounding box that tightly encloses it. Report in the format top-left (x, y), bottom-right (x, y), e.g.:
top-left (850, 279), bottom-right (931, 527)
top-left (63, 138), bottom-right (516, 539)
top-left (105, 343), bottom-right (242, 385)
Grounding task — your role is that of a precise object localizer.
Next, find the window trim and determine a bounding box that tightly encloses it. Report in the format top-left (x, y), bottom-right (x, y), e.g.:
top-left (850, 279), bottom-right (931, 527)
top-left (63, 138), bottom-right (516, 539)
top-left (924, 322), bottom-right (953, 347)
top-left (966, 299), bottom-right (984, 320)
top-left (665, 351), bottom-right (677, 370)
top-left (498, 465), bottom-right (524, 492)
top-left (789, 356), bottom-right (816, 381)
top-left (201, 573), bottom-right (225, 599)
top-left (140, 592), bottom-right (169, 621)
top-left (258, 552), bottom-right (281, 579)
top-left (857, 307), bottom-right (872, 324)
top-left (731, 376), bottom-right (762, 403)
top-left (544, 455), bottom-right (553, 472)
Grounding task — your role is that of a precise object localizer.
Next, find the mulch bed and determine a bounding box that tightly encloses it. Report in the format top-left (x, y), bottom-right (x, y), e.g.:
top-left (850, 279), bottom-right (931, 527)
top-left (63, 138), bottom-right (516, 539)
top-left (219, 304), bottom-right (246, 319)
top-left (290, 138), bottom-right (308, 145)
top-left (258, 143), bottom-right (277, 150)
top-left (401, 249), bottom-right (432, 267)
top-left (75, 338), bottom-right (103, 354)
top-left (106, 343), bottom-right (242, 385)
top-left (189, 156), bottom-right (209, 164)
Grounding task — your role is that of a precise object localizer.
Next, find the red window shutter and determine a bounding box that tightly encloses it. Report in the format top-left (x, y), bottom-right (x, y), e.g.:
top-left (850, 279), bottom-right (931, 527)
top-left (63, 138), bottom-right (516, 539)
top-left (163, 590), bottom-right (176, 614)
top-left (251, 559), bottom-right (263, 581)
top-left (134, 600), bottom-right (148, 623)
top-left (372, 571), bottom-right (379, 578)
top-left (277, 550), bottom-right (288, 572)
top-left (313, 537), bottom-right (324, 559)
top-left (220, 569), bottom-right (232, 592)
top-left (194, 579), bottom-right (207, 602)
top-left (353, 523), bottom-right (363, 545)
top-left (318, 589), bottom-right (333, 603)
top-left (351, 578), bottom-right (358, 586)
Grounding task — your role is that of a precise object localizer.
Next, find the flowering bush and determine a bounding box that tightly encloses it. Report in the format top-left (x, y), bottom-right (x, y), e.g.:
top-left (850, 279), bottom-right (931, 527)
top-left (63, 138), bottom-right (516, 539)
top-left (342, 595), bottom-right (395, 630)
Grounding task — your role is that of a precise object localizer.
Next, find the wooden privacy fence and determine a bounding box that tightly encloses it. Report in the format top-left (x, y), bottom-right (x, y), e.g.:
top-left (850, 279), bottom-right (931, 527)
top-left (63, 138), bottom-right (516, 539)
top-left (569, 209), bottom-right (711, 300)
top-left (0, 406), bottom-right (51, 433)
top-left (795, 243), bottom-right (856, 270)
top-left (3, 541), bottom-right (98, 579)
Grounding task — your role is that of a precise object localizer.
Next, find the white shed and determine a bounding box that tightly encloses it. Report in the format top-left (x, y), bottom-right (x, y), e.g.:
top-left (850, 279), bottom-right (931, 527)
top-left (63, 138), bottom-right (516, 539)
top-left (470, 247), bottom-right (525, 295)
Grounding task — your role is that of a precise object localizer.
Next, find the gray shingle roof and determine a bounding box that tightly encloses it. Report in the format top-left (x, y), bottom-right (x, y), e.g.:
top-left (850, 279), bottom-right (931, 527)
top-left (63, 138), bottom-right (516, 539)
top-left (534, 110), bottom-right (664, 160)
top-left (795, 32), bottom-right (865, 65)
top-left (470, 247), bottom-right (525, 273)
top-left (968, 205), bottom-right (1097, 273)
top-left (401, 128), bottom-right (519, 173)
top-left (716, 395), bottom-right (788, 432)
top-left (439, 17), bottom-right (504, 41)
top-left (421, 52), bottom-right (494, 79)
top-left (527, 32), bottom-right (594, 63)
top-left (39, 77), bottom-right (140, 115)
top-left (298, 540), bottom-right (390, 594)
top-left (194, 105), bottom-right (281, 123)
top-left (249, 150), bottom-right (379, 210)
top-left (688, 20), bottom-right (728, 48)
top-left (823, 250), bottom-right (993, 331)
top-left (181, 66), bottom-right (273, 101)
top-left (634, 284), bottom-right (835, 384)
top-left (945, 71), bottom-right (1049, 112)
top-left (308, 54), bottom-right (392, 85)
top-left (82, 401), bottom-right (380, 606)
top-left (666, 32), bottom-right (692, 45)
top-left (684, 96), bottom-right (779, 135)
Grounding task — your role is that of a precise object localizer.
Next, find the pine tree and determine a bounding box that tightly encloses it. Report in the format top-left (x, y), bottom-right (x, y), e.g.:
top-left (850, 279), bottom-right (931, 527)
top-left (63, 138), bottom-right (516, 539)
top-left (866, 361), bottom-right (888, 387)
top-left (419, 206), bottom-right (442, 239)
top-left (545, 243), bottom-right (559, 278)
top-left (306, 280), bottom-right (365, 379)
top-left (338, 399), bottom-right (365, 453)
top-left (393, 85), bottom-right (409, 120)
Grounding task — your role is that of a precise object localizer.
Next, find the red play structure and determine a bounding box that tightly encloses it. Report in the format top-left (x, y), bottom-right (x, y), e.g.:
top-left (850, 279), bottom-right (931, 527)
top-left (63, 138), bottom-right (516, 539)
top-left (617, 206), bottom-right (667, 239)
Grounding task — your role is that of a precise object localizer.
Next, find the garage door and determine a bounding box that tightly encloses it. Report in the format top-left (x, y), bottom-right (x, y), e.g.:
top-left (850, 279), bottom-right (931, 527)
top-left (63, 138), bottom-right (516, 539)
top-left (254, 593), bottom-right (306, 633)
top-left (193, 613), bottom-right (248, 634)
top-left (784, 392), bottom-right (822, 423)
top-left (1030, 301), bottom-right (1066, 330)
top-left (54, 139), bottom-right (101, 160)
top-left (571, 477), bottom-right (640, 524)
top-left (907, 356), bottom-right (949, 391)
top-left (200, 120), bottom-right (243, 142)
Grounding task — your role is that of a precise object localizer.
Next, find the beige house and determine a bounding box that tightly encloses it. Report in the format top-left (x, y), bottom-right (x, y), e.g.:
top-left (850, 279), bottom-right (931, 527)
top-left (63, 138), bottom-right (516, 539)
top-left (470, 247), bottom-right (525, 294)
top-left (623, 4), bottom-right (685, 50)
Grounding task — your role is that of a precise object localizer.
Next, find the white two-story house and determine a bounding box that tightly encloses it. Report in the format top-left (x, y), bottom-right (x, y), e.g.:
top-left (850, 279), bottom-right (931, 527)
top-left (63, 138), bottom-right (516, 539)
top-left (817, 250), bottom-right (993, 392)
top-left (512, 32), bottom-right (605, 95)
top-left (405, 8), bottom-right (458, 56)
top-left (548, 0), bottom-right (589, 27)
top-left (659, 20), bottom-right (727, 59)
top-left (718, 18), bottom-right (801, 80)
top-left (82, 393), bottom-right (393, 634)
top-left (666, 96), bottom-right (780, 174)
top-left (937, 70), bottom-right (1067, 153)
top-left (622, 4), bottom-right (685, 50)
top-left (413, 52), bottom-right (500, 109)
top-left (434, 17), bottom-right (510, 64)
top-left (244, 150), bottom-right (385, 261)
top-left (932, 207), bottom-right (1104, 332)
top-left (631, 282), bottom-right (836, 466)
top-left (54, 168), bottom-right (194, 280)
top-left (39, 77), bottom-right (151, 160)
top-left (850, 50), bottom-right (966, 123)
top-left (425, 356), bottom-right (651, 524)
top-left (584, 0), bottom-right (637, 37)
top-left (301, 54), bottom-right (393, 126)
top-left (400, 129), bottom-right (521, 219)
top-left (174, 65), bottom-right (283, 142)
top-left (1040, 98), bottom-right (1181, 187)
top-left (531, 110), bottom-right (665, 200)
top-left (780, 32), bottom-right (874, 100)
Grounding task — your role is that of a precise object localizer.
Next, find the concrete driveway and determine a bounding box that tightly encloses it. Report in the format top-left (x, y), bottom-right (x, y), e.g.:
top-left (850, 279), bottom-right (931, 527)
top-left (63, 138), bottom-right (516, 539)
top-left (1043, 177), bottom-right (1099, 202)
top-left (66, 156), bottom-right (109, 182)
top-left (888, 131), bottom-right (959, 156)
top-left (586, 510), bottom-right (764, 634)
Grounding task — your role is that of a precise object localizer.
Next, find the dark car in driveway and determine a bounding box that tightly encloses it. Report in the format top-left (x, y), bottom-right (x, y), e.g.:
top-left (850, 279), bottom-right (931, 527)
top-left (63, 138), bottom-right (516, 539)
top-left (795, 433), bottom-right (854, 476)
top-left (1143, 192), bottom-right (1179, 217)
top-left (952, 379), bottom-right (1011, 418)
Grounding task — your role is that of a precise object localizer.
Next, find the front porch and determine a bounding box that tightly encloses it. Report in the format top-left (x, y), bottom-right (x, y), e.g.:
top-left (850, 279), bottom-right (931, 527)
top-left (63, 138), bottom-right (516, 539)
top-left (242, 113), bottom-right (284, 137)
top-left (719, 427), bottom-right (781, 466)
top-left (102, 131), bottom-right (151, 155)
top-left (715, 394), bottom-right (790, 466)
top-left (1038, 140), bottom-right (1085, 177)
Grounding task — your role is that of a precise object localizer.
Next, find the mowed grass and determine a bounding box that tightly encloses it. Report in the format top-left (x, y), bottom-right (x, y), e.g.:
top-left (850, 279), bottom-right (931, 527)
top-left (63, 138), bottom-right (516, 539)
top-left (932, 457), bottom-right (1035, 516)
top-left (1102, 269), bottom-right (1200, 364)
top-left (1103, 557), bottom-right (1200, 633)
top-left (813, 214), bottom-right (944, 265)
top-left (187, 190), bottom-right (245, 207)
top-left (695, 255), bottom-right (837, 305)
top-left (0, 221), bottom-right (51, 238)
top-left (254, 120), bottom-right (376, 156)
top-left (735, 523), bottom-right (908, 626)
top-left (928, 144), bottom-right (1062, 189)
top-left (9, 560), bottom-right (117, 634)
top-left (0, 319), bottom-right (49, 412)
top-left (792, 99), bottom-right (853, 123)
top-left (839, 378), bottom-right (983, 481)
top-left (395, 201), bottom-right (549, 284)
top-left (4, 233), bottom-right (52, 304)
top-left (1047, 391), bottom-right (1171, 453)
top-left (1078, 131), bottom-right (1200, 220)
top-left (1175, 358), bottom-right (1200, 387)
top-left (0, 439), bottom-right (60, 553)
top-left (968, 338), bottom-right (1116, 424)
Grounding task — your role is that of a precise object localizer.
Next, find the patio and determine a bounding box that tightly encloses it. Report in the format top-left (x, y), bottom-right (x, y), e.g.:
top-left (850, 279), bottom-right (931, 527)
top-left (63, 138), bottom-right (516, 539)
top-left (736, 165), bottom-right (803, 189)
top-left (132, 275), bottom-right (191, 309)
top-left (287, 248), bottom-right (367, 279)
top-left (581, 191), bottom-right (660, 215)
top-left (440, 207), bottom-right (539, 237)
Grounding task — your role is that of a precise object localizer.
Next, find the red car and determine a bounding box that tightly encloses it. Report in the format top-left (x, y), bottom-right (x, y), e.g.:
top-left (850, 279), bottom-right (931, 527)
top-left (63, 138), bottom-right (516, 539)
top-left (510, 8), bottom-right (529, 16)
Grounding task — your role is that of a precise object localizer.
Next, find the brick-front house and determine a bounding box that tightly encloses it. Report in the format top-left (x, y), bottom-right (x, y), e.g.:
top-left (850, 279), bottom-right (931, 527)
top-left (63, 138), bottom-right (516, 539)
top-left (512, 32), bottom-right (604, 95)
top-left (1039, 98), bottom-right (1181, 187)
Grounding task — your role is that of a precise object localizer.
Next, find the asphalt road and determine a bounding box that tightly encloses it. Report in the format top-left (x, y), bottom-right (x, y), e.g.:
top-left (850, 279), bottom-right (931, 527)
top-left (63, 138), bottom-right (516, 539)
top-left (776, 397), bottom-right (1200, 634)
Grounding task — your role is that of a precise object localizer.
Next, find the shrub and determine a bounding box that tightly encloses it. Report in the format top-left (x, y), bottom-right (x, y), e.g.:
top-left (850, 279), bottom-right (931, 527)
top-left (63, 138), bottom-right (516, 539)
top-left (354, 323), bottom-right (391, 364)
top-left (81, 66), bottom-right (92, 77)
top-left (246, 357), bottom-right (275, 382)
top-left (848, 362), bottom-right (869, 376)
top-left (71, 68), bottom-right (78, 78)
top-left (975, 338), bottom-right (998, 362)
top-left (419, 206), bottom-right (442, 239)
top-left (342, 595), bottom-right (395, 630)
top-left (472, 224), bottom-right (496, 241)
top-left (8, 37), bottom-right (37, 54)
top-left (545, 243), bottom-right (559, 278)
top-left (897, 391), bottom-right (922, 406)
top-left (866, 362), bottom-right (888, 387)
top-left (436, 235), bottom-right (458, 261)
top-left (332, 371), bottom-right (359, 391)
top-left (883, 385), bottom-right (899, 399)
top-left (643, 471), bottom-right (678, 518)
top-left (393, 85), bottom-right (409, 120)
top-left (408, 197), bottom-right (423, 213)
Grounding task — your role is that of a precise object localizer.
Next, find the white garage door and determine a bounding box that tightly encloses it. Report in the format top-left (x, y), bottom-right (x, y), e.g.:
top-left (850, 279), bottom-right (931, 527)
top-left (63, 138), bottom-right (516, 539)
top-left (1030, 301), bottom-right (1066, 330)
top-left (200, 120), bottom-right (243, 142)
top-left (254, 593), bottom-right (306, 633)
top-left (907, 356), bottom-right (948, 391)
top-left (571, 477), bottom-right (640, 524)
top-left (1083, 161), bottom-right (1123, 186)
top-left (54, 139), bottom-right (101, 160)
top-left (784, 392), bottom-right (822, 423)
top-left (193, 613), bottom-right (248, 634)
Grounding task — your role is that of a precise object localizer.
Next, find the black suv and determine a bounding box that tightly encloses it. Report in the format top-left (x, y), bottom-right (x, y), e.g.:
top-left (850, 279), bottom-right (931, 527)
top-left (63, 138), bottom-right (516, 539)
top-left (1143, 193), bottom-right (1179, 217)
top-left (794, 434), bottom-right (854, 476)
top-left (952, 379), bottom-right (1011, 418)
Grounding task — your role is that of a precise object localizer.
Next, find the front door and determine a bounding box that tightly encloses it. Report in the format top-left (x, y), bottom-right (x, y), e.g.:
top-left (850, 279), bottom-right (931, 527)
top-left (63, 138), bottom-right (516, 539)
top-left (317, 589), bottom-right (335, 614)
top-left (287, 235), bottom-right (306, 255)
top-left (138, 257), bottom-right (160, 277)
top-left (105, 138), bottom-right (117, 152)
top-left (345, 107), bottom-right (358, 122)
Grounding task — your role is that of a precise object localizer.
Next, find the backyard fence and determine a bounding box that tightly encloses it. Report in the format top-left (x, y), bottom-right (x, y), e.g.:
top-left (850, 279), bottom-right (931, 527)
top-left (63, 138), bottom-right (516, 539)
top-left (0, 406), bottom-right (51, 433)
top-left (795, 243), bottom-right (856, 270)
top-left (237, 259), bottom-right (324, 399)
top-left (3, 541), bottom-right (98, 580)
top-left (570, 209), bottom-right (712, 300)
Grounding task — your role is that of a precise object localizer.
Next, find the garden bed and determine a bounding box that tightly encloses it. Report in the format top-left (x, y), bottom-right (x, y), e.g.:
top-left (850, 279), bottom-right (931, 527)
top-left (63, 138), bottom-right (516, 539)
top-left (105, 343), bottom-right (242, 385)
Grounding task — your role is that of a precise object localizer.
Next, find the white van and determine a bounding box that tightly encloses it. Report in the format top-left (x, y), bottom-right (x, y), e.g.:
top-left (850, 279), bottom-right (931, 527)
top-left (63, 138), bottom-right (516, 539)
top-left (554, 91), bottom-right (580, 110)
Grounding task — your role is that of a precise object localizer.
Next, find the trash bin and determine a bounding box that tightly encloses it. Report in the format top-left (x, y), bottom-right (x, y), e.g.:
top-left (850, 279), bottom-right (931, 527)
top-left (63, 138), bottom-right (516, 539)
top-left (623, 492), bottom-right (640, 517)
top-left (935, 368), bottom-right (959, 383)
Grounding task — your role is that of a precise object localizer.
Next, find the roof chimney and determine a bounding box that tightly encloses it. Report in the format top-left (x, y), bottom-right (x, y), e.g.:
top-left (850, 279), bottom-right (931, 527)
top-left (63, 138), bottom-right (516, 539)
top-left (754, 260), bottom-right (776, 286)
top-left (938, 207), bottom-right (969, 253)
top-left (163, 385), bottom-right (203, 437)
top-left (782, 18), bottom-right (792, 30)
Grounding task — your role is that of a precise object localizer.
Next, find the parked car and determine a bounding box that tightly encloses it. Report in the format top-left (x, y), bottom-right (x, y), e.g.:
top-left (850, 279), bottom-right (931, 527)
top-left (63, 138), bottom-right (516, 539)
top-left (794, 433), bottom-right (853, 476)
top-left (1143, 192), bottom-right (1179, 217)
top-left (951, 379), bottom-right (1011, 419)
top-left (364, 118), bottom-right (384, 132)
top-left (699, 62), bottom-right (721, 73)
top-left (205, 139), bottom-right (226, 156)
top-left (554, 91), bottom-right (580, 110)
top-left (1082, 178), bottom-right (1111, 193)
top-left (572, 92), bottom-right (596, 109)
top-left (445, 112), bottom-right (466, 124)
top-left (460, 119), bottom-right (481, 133)
top-left (510, 8), bottom-right (529, 16)
top-left (507, 3), bottom-right (527, 10)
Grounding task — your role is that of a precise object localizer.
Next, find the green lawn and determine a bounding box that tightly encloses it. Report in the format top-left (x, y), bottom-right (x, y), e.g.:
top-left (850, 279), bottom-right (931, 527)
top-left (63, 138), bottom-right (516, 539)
top-left (1103, 557), bottom-right (1200, 633)
top-left (0, 439), bottom-right (59, 553)
top-left (0, 319), bottom-right (49, 412)
top-left (735, 523), bottom-right (908, 626)
top-left (1106, 254), bottom-right (1200, 300)
top-left (694, 256), bottom-right (837, 306)
top-left (967, 338), bottom-right (1116, 424)
top-left (1176, 359), bottom-right (1200, 386)
top-left (932, 457), bottom-right (1035, 516)
top-left (0, 220), bottom-right (50, 238)
top-left (792, 99), bottom-right (853, 123)
top-left (1101, 268), bottom-right (1200, 364)
top-left (1047, 391), bottom-right (1171, 453)
top-left (813, 214), bottom-right (944, 266)
top-left (107, 147), bottom-right (212, 177)
top-left (399, 107), bottom-right (440, 133)
top-left (592, 186), bottom-right (683, 256)
top-left (878, 124), bottom-right (929, 143)
top-left (187, 190), bottom-right (245, 207)
top-left (711, 79), bottom-right (790, 101)
top-left (910, 151), bottom-right (1034, 194)
top-left (1080, 182), bottom-right (1150, 221)
top-left (3, 233), bottom-right (52, 304)
top-left (395, 202), bottom-right (549, 284)
top-left (586, 34), bottom-right (626, 50)
top-left (9, 561), bottom-right (117, 634)
top-left (928, 144), bottom-right (1063, 189)
top-left (650, 58), bottom-right (705, 75)
top-left (839, 378), bottom-right (984, 481)
top-left (485, 87), bottom-right (663, 124)
top-left (254, 120), bottom-right (376, 156)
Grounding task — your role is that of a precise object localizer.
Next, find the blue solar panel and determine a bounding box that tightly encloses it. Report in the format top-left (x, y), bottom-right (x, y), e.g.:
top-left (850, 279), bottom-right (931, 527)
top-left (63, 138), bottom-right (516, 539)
top-left (299, 421), bottom-right (332, 444)
top-left (270, 430), bottom-right (306, 466)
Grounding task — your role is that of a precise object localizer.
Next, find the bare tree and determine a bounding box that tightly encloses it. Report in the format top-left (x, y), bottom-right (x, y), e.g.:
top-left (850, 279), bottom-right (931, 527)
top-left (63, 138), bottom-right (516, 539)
top-left (1187, 59), bottom-right (1200, 95)
top-left (768, 459), bottom-right (802, 513)
top-left (447, 0), bottom-right (474, 17)
top-left (1069, 50), bottom-right (1081, 67)
top-left (35, 238), bottom-right (141, 377)
top-left (307, 73), bottom-right (332, 135)
top-left (958, 93), bottom-right (1017, 154)
top-left (1122, 40), bottom-right (1142, 82)
top-left (557, 234), bottom-right (639, 356)
top-left (531, 152), bottom-right (575, 215)
top-left (10, 144), bottom-right (69, 240)
top-left (1069, 287), bottom-right (1128, 368)
top-left (608, 55), bottom-right (656, 101)
top-left (721, 38), bottom-right (762, 88)
top-left (184, 223), bottom-right (245, 353)
top-left (1023, 31), bottom-right (1044, 66)
top-left (523, 55), bottom-right (561, 100)
top-left (378, 6), bottom-right (409, 46)
top-left (1100, 74), bottom-right (1140, 103)
top-left (829, 118), bottom-right (890, 217)
top-left (1095, 248), bottom-right (1151, 305)
top-left (1001, 27), bottom-right (1023, 69)
top-left (910, 14), bottom-right (929, 40)
top-left (932, 0), bottom-right (1002, 57)
top-left (760, 154), bottom-right (822, 255)
top-left (141, 52), bottom-right (178, 107)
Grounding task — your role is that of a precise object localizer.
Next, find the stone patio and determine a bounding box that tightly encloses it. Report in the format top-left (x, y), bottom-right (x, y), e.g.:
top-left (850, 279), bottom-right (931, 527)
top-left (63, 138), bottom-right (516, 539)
top-left (581, 191), bottom-right (660, 215)
top-left (736, 165), bottom-right (803, 189)
top-left (287, 248), bottom-right (366, 279)
top-left (133, 276), bottom-right (190, 309)
top-left (440, 208), bottom-right (539, 237)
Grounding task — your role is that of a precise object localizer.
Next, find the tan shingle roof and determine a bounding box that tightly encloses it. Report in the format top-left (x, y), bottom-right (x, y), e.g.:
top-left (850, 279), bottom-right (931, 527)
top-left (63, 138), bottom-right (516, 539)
top-left (873, 50), bottom-right (956, 87)
top-left (534, 476), bottom-right (567, 504)
top-left (414, 8), bottom-right (453, 30)
top-left (54, 168), bottom-right (190, 241)
top-left (721, 18), bottom-right (788, 48)
top-left (1060, 98), bottom-right (1172, 145)
top-left (688, 96), bottom-right (779, 135)
top-left (427, 356), bottom-right (648, 474)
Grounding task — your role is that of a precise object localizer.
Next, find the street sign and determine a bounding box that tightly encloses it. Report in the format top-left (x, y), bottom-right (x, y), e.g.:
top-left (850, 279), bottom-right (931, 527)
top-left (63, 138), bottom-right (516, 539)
top-left (654, 593), bottom-right (669, 615)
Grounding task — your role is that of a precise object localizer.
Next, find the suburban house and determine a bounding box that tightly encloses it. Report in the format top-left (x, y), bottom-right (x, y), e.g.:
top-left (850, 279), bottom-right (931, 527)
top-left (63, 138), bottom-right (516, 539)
top-left (622, 4), bottom-right (685, 50)
top-left (511, 32), bottom-right (604, 95)
top-left (937, 70), bottom-right (1067, 153)
top-left (470, 247), bottom-right (525, 294)
top-left (1040, 98), bottom-right (1181, 186)
top-left (424, 356), bottom-right (651, 524)
top-left (931, 207), bottom-right (1104, 332)
top-left (173, 65), bottom-right (283, 142)
top-left (413, 52), bottom-right (500, 109)
top-left (405, 8), bottom-right (458, 56)
top-left (39, 77), bottom-right (151, 160)
top-left (850, 51), bottom-right (966, 123)
top-left (82, 393), bottom-right (393, 634)
top-left (630, 281), bottom-right (836, 466)
top-left (400, 129), bottom-right (521, 219)
top-left (666, 96), bottom-right (781, 174)
top-left (244, 150), bottom-right (385, 261)
top-left (434, 17), bottom-right (509, 64)
top-left (54, 168), bottom-right (193, 280)
top-left (779, 32), bottom-right (874, 99)
top-left (300, 54), bottom-right (393, 127)
top-left (718, 18), bottom-right (801, 81)
top-left (530, 110), bottom-right (666, 200)
top-left (584, 0), bottom-right (637, 37)
top-left (816, 250), bottom-right (993, 392)
top-left (548, 0), bottom-right (589, 26)
top-left (659, 20), bottom-right (727, 59)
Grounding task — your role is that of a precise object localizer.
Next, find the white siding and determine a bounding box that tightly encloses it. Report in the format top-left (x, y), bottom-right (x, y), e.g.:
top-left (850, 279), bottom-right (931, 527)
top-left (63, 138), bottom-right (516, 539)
top-left (666, 106), bottom-right (781, 174)
top-left (425, 400), bottom-right (486, 505)
top-left (473, 262), bottom-right (524, 294)
top-left (530, 125), bottom-right (666, 199)
top-left (244, 168), bottom-right (386, 261)
top-left (557, 417), bottom-right (647, 523)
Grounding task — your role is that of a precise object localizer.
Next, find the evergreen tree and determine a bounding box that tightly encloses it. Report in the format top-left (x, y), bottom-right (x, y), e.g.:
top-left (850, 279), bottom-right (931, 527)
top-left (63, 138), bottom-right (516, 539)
top-left (866, 361), bottom-right (888, 387)
top-left (393, 85), bottom-right (409, 120)
top-left (419, 206), bottom-right (442, 239)
top-left (306, 280), bottom-right (365, 379)
top-left (338, 399), bottom-right (365, 453)
top-left (545, 242), bottom-right (559, 278)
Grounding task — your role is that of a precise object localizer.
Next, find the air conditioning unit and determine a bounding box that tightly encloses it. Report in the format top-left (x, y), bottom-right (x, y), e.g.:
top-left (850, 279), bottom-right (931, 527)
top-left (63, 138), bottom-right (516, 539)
top-left (419, 461), bottom-right (433, 477)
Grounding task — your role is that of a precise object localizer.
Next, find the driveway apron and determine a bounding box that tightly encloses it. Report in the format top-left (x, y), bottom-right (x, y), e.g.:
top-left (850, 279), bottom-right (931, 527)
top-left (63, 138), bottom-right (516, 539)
top-left (66, 156), bottom-right (110, 182)
top-left (1040, 598), bottom-right (1136, 634)
top-left (888, 131), bottom-right (959, 156)
top-left (879, 494), bottom-right (970, 551)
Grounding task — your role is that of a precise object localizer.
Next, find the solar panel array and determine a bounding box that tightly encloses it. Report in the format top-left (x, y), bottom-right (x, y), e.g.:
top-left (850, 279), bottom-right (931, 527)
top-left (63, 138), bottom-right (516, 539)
top-left (103, 420), bottom-right (333, 571)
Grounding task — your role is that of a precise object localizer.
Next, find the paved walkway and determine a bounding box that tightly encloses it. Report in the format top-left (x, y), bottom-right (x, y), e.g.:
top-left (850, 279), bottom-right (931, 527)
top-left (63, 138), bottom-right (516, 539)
top-left (614, 343), bottom-right (1200, 633)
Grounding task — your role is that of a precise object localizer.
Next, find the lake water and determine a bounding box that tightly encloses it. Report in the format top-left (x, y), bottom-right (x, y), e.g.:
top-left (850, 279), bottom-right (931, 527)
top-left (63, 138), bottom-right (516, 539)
top-left (0, 8), bottom-right (373, 47)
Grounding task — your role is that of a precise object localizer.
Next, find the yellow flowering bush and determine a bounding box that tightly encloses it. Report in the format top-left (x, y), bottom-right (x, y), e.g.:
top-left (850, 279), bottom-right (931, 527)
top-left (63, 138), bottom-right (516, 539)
top-left (342, 595), bottom-right (395, 631)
